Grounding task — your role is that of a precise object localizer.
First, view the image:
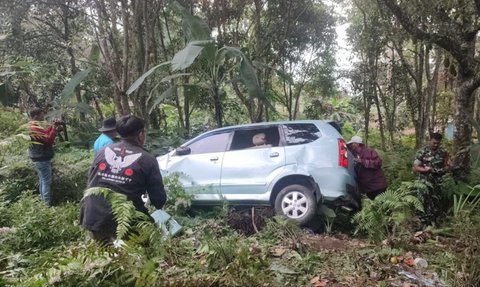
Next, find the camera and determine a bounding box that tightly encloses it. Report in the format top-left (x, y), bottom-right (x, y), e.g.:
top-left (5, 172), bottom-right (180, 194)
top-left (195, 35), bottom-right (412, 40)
top-left (52, 118), bottom-right (64, 126)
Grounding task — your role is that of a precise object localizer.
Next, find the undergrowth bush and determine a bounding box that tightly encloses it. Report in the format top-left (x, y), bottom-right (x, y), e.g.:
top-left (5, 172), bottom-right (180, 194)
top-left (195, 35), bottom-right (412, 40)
top-left (1, 194), bottom-right (82, 252)
top-left (0, 141), bottom-right (92, 205)
top-left (380, 149), bottom-right (417, 190)
top-left (0, 108), bottom-right (26, 139)
top-left (353, 181), bottom-right (424, 242)
top-left (51, 145), bottom-right (92, 203)
top-left (163, 173), bottom-right (193, 216)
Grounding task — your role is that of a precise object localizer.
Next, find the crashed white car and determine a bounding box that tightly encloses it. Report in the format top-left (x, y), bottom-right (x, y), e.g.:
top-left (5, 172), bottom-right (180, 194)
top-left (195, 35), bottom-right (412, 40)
top-left (157, 120), bottom-right (359, 226)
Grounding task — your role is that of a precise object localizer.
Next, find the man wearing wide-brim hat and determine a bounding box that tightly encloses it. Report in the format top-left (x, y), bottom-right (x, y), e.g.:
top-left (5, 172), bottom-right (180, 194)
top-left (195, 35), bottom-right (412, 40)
top-left (93, 117), bottom-right (117, 154)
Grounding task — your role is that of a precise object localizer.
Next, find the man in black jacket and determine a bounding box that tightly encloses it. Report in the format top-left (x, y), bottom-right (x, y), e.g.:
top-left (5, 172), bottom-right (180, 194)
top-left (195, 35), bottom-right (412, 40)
top-left (80, 115), bottom-right (167, 242)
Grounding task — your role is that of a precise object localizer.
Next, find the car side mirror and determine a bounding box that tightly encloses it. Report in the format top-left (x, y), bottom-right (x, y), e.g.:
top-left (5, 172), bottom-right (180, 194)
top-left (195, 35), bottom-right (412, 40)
top-left (175, 146), bottom-right (191, 156)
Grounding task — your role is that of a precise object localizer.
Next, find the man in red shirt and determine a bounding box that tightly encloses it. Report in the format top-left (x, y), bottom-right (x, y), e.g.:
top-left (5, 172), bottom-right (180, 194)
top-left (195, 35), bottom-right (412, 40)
top-left (28, 108), bottom-right (62, 205)
top-left (347, 136), bottom-right (388, 200)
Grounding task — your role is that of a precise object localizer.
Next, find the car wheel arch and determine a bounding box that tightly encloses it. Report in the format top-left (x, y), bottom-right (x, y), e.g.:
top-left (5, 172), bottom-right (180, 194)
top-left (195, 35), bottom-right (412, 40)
top-left (269, 175), bottom-right (319, 205)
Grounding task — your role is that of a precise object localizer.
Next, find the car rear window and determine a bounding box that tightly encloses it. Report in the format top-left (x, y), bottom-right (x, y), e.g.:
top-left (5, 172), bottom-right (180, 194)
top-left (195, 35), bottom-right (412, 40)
top-left (282, 123), bottom-right (320, 145)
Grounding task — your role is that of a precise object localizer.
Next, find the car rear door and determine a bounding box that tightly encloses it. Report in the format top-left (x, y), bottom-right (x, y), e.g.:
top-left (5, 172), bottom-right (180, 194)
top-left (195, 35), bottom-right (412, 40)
top-left (220, 125), bottom-right (286, 197)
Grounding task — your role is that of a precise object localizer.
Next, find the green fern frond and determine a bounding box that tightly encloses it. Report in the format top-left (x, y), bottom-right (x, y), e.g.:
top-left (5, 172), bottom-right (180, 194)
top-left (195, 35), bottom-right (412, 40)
top-left (352, 182), bottom-right (426, 242)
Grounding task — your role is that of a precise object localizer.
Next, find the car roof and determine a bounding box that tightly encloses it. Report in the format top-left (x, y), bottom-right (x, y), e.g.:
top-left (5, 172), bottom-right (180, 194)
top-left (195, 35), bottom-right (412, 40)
top-left (179, 120), bottom-right (340, 147)
top-left (208, 120), bottom-right (334, 133)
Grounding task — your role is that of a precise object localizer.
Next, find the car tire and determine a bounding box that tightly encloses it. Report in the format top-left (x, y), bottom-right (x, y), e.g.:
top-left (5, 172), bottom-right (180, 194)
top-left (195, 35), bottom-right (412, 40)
top-left (274, 184), bottom-right (317, 226)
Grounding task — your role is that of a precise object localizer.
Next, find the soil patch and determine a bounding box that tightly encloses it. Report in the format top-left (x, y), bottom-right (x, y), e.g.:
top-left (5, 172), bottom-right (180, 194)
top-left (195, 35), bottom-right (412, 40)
top-left (300, 234), bottom-right (369, 251)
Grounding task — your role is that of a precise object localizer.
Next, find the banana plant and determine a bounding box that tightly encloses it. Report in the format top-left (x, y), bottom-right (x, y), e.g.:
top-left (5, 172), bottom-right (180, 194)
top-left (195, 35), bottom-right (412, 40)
top-left (126, 2), bottom-right (265, 127)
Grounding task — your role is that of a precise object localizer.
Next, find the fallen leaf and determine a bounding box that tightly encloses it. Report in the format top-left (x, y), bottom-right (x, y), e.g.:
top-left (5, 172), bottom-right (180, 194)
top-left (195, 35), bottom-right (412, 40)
top-left (314, 280), bottom-right (328, 287)
top-left (404, 257), bottom-right (415, 267)
top-left (271, 247), bottom-right (287, 257)
top-left (310, 276), bottom-right (320, 284)
top-left (310, 276), bottom-right (329, 287)
top-left (344, 276), bottom-right (355, 283)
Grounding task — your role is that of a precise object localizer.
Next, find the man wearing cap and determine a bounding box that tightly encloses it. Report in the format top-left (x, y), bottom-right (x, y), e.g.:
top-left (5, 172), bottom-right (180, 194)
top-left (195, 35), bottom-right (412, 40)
top-left (93, 117), bottom-right (117, 154)
top-left (347, 135), bottom-right (387, 200)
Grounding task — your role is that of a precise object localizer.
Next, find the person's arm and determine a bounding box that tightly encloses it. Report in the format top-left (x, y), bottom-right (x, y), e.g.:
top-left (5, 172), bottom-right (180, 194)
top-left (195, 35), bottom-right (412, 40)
top-left (413, 161), bottom-right (430, 172)
top-left (358, 149), bottom-right (382, 169)
top-left (146, 160), bottom-right (167, 209)
top-left (412, 150), bottom-right (431, 173)
top-left (29, 122), bottom-right (57, 145)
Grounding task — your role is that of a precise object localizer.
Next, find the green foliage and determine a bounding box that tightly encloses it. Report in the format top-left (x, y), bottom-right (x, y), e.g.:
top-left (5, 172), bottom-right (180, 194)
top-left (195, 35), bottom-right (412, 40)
top-left (0, 161), bottom-right (37, 203)
top-left (51, 146), bottom-right (92, 203)
top-left (0, 108), bottom-right (26, 139)
top-left (381, 149), bottom-right (417, 189)
top-left (0, 144), bottom-right (91, 205)
top-left (353, 182), bottom-right (424, 242)
top-left (452, 185), bottom-right (480, 218)
top-left (84, 187), bottom-right (150, 240)
top-left (399, 134), bottom-right (417, 150)
top-left (198, 234), bottom-right (272, 285)
top-left (258, 216), bottom-right (303, 244)
top-left (163, 173), bottom-right (193, 216)
top-left (1, 194), bottom-right (81, 252)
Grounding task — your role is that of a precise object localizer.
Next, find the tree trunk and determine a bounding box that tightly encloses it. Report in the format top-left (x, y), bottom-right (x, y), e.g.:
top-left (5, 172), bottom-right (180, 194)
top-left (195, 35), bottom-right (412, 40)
top-left (212, 82), bottom-right (223, 127)
top-left (372, 55), bottom-right (386, 150)
top-left (452, 76), bottom-right (476, 176)
top-left (92, 93), bottom-right (104, 121)
top-left (62, 4), bottom-right (85, 122)
top-left (363, 60), bottom-right (371, 145)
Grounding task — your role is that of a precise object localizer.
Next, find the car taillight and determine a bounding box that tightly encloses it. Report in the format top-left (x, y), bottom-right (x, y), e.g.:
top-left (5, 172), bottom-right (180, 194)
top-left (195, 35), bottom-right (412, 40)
top-left (338, 138), bottom-right (348, 168)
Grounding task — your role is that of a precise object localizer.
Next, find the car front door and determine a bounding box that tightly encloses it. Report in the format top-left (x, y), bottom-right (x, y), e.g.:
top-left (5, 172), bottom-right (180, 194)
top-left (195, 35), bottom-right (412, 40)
top-left (220, 126), bottom-right (286, 198)
top-left (162, 131), bottom-right (231, 196)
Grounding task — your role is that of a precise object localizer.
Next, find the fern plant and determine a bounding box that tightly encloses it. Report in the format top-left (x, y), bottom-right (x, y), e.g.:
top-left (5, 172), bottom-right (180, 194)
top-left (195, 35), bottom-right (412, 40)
top-left (352, 181), bottom-right (424, 242)
top-left (83, 187), bottom-right (150, 239)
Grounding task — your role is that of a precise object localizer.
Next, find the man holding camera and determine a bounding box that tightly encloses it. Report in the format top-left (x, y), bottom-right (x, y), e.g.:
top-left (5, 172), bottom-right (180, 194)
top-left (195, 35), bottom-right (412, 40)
top-left (28, 108), bottom-right (63, 205)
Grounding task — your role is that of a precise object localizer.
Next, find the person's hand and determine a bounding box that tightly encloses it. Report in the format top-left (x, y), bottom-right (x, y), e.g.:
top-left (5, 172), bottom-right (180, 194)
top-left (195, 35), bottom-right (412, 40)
top-left (423, 166), bottom-right (432, 173)
top-left (52, 118), bottom-right (64, 126)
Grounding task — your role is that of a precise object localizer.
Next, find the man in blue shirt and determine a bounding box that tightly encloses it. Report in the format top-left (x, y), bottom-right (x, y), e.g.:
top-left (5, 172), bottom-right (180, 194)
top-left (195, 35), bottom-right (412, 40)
top-left (93, 117), bottom-right (117, 154)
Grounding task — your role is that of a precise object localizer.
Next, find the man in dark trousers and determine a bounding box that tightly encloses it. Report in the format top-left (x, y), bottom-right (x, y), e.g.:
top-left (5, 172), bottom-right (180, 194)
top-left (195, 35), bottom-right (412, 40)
top-left (80, 115), bottom-right (167, 243)
top-left (28, 107), bottom-right (62, 205)
top-left (348, 136), bottom-right (388, 200)
top-left (413, 132), bottom-right (449, 226)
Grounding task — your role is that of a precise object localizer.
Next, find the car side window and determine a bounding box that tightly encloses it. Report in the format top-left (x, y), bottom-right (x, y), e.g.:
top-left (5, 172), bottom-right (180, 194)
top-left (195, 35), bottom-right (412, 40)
top-left (282, 124), bottom-right (320, 145)
top-left (229, 126), bottom-right (280, 150)
top-left (187, 132), bottom-right (230, 154)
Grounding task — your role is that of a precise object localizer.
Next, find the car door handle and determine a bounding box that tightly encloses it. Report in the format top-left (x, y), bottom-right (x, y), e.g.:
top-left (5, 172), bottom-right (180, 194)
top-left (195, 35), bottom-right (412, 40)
top-left (269, 152), bottom-right (279, 158)
top-left (210, 156), bottom-right (219, 161)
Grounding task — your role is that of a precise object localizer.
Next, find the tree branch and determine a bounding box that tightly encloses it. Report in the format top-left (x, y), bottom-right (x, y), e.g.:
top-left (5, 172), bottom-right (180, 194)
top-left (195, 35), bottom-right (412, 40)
top-left (379, 0), bottom-right (466, 67)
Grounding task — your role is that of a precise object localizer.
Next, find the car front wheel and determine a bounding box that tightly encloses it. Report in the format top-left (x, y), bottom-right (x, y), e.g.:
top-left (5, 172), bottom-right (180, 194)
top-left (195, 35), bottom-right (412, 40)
top-left (274, 184), bottom-right (317, 225)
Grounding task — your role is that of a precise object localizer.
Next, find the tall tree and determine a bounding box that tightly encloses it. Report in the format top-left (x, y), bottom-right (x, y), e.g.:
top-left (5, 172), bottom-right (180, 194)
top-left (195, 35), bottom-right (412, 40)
top-left (380, 0), bottom-right (480, 175)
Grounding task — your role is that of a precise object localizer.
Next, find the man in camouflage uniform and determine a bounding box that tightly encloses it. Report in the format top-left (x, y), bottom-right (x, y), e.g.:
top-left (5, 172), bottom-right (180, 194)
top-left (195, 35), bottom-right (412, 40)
top-left (413, 132), bottom-right (449, 226)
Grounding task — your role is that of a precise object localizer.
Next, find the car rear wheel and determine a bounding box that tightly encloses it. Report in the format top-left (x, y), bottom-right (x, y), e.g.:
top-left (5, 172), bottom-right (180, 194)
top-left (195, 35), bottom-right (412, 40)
top-left (274, 184), bottom-right (317, 225)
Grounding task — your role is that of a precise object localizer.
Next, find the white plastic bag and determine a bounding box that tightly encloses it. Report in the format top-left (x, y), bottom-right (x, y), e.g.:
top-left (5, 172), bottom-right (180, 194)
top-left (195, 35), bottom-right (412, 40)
top-left (150, 209), bottom-right (182, 239)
